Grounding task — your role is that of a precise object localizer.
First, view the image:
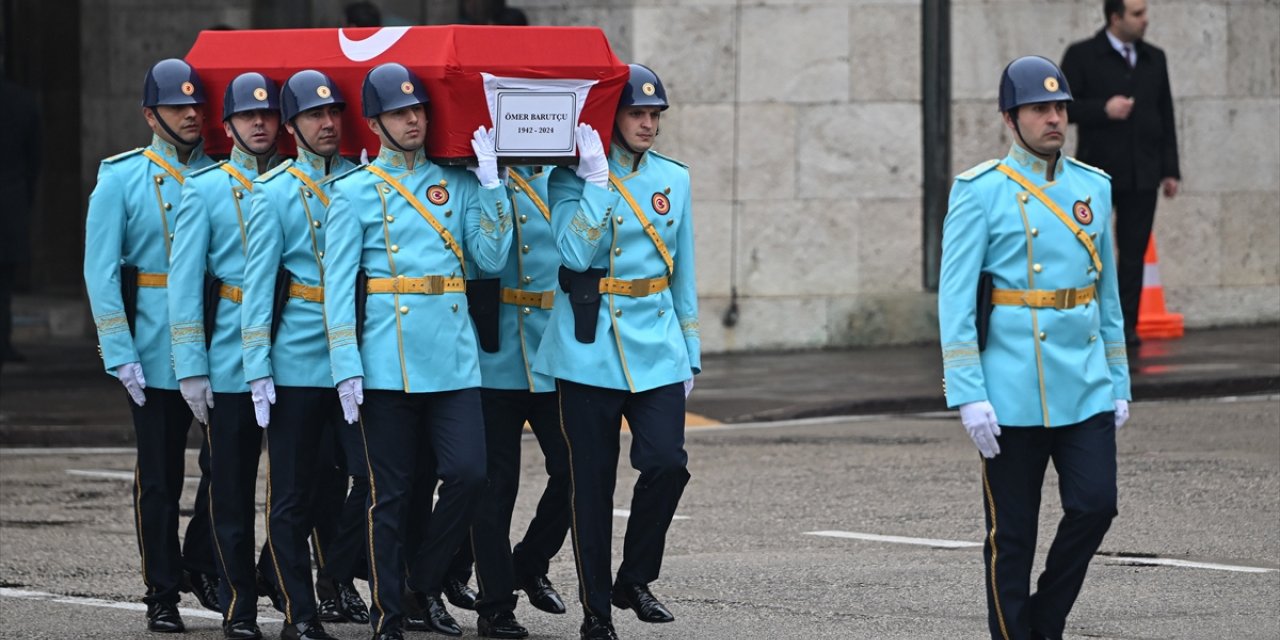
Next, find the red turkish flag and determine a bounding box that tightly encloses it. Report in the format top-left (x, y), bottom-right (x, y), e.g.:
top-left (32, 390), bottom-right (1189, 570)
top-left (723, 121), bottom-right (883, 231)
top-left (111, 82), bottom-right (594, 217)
top-left (184, 25), bottom-right (628, 162)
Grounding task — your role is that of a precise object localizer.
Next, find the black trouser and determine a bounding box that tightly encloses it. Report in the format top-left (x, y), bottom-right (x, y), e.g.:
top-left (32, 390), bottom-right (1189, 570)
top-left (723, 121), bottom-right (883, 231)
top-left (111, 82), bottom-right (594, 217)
top-left (313, 411), bottom-right (370, 596)
top-left (406, 480), bottom-right (474, 593)
top-left (207, 392), bottom-right (263, 625)
top-left (557, 380), bottom-right (690, 621)
top-left (359, 389), bottom-right (487, 635)
top-left (1112, 189), bottom-right (1159, 343)
top-left (981, 412), bottom-right (1118, 640)
top-left (0, 263), bottom-right (14, 365)
top-left (127, 387), bottom-right (215, 606)
top-left (262, 386), bottom-right (341, 624)
top-left (470, 389), bottom-right (571, 616)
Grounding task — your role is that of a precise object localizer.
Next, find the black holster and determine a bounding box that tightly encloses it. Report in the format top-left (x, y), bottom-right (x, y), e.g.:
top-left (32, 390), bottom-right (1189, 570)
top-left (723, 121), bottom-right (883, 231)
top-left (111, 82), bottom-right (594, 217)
top-left (202, 274), bottom-right (222, 349)
top-left (354, 269), bottom-right (368, 347)
top-left (466, 277), bottom-right (501, 353)
top-left (558, 266), bottom-right (606, 344)
top-left (120, 264), bottom-right (139, 336)
top-left (269, 266), bottom-right (293, 342)
top-left (976, 272), bottom-right (994, 352)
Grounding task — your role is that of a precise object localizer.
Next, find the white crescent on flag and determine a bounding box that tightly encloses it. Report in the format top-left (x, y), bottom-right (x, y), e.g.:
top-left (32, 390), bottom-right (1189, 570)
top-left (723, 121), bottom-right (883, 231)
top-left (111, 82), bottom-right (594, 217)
top-left (338, 27), bottom-right (411, 62)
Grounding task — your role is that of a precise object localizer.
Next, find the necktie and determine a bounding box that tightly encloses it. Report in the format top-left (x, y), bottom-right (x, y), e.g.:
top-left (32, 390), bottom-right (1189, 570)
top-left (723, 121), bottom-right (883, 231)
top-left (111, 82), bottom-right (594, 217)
top-left (1123, 45), bottom-right (1135, 68)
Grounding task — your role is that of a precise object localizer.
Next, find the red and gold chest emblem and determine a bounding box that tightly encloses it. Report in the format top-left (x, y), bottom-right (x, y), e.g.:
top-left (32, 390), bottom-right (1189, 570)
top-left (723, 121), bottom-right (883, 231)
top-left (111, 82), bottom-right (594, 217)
top-left (1073, 199), bottom-right (1093, 225)
top-left (651, 192), bottom-right (671, 215)
top-left (426, 185), bottom-right (449, 206)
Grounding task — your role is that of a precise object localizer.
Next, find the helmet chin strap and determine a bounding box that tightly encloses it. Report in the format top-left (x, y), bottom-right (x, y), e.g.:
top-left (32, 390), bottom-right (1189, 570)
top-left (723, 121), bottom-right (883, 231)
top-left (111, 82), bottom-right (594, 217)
top-left (151, 107), bottom-right (202, 148)
top-left (291, 118), bottom-right (339, 173)
top-left (376, 116), bottom-right (413, 153)
top-left (228, 120), bottom-right (276, 161)
top-left (1011, 113), bottom-right (1056, 160)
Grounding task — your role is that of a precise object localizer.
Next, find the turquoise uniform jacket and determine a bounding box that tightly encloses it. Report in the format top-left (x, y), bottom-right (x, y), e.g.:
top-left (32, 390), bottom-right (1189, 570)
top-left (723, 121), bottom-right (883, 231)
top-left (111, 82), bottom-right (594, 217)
top-left (323, 147), bottom-right (513, 392)
top-left (938, 144), bottom-right (1131, 428)
top-left (473, 167), bottom-right (558, 392)
top-left (241, 149), bottom-right (355, 387)
top-left (83, 135), bottom-right (213, 390)
top-left (168, 147), bottom-right (278, 393)
top-left (532, 145), bottom-right (701, 393)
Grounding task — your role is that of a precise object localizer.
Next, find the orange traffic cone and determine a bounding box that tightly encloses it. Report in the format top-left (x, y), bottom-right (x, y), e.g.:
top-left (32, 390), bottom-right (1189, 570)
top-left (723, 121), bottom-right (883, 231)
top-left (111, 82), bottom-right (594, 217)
top-left (1136, 234), bottom-right (1184, 339)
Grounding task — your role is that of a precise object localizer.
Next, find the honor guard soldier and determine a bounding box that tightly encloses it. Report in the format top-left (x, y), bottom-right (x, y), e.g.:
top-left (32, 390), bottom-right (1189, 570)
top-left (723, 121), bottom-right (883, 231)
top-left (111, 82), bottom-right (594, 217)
top-left (322, 62), bottom-right (513, 640)
top-left (241, 69), bottom-right (358, 640)
top-left (169, 71), bottom-right (283, 640)
top-left (82, 57), bottom-right (221, 633)
top-left (937, 56), bottom-right (1132, 640)
top-left (463, 163), bottom-right (573, 639)
top-left (532, 64), bottom-right (701, 640)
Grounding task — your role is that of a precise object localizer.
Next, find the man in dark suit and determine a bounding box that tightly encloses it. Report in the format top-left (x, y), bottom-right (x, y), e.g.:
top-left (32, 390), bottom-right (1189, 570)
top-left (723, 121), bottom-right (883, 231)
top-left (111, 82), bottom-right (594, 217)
top-left (1061, 0), bottom-right (1180, 351)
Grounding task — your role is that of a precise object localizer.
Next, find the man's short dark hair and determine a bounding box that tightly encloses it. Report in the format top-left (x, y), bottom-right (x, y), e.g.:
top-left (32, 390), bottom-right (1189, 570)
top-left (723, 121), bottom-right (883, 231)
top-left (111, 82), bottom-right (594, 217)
top-left (1104, 0), bottom-right (1127, 24)
top-left (345, 1), bottom-right (382, 27)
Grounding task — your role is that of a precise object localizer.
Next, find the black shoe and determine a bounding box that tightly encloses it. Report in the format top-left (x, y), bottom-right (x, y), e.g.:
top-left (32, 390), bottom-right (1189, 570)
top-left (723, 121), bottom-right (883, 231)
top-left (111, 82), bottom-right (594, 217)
top-left (371, 631), bottom-right (404, 640)
top-left (611, 582), bottom-right (674, 623)
top-left (145, 602), bottom-right (185, 633)
top-left (579, 615), bottom-right (618, 640)
top-left (517, 574), bottom-right (566, 614)
top-left (316, 598), bottom-right (343, 623)
top-left (182, 570), bottom-right (222, 613)
top-left (222, 620), bottom-right (263, 640)
top-left (477, 610), bottom-right (529, 639)
top-left (443, 576), bottom-right (478, 610)
top-left (281, 619), bottom-right (338, 640)
top-left (405, 593), bottom-right (461, 636)
top-left (335, 580), bottom-right (370, 624)
top-left (255, 570), bottom-right (284, 613)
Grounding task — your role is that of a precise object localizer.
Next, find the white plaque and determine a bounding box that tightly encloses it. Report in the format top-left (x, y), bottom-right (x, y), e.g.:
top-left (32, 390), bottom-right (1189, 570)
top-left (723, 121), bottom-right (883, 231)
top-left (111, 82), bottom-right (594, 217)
top-left (493, 91), bottom-right (577, 156)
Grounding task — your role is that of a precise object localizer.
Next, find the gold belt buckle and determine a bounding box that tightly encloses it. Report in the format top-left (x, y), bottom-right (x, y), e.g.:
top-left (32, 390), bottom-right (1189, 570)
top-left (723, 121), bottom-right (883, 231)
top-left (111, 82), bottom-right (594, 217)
top-left (1054, 288), bottom-right (1075, 309)
top-left (630, 278), bottom-right (652, 297)
top-left (540, 291), bottom-right (554, 308)
top-left (423, 275), bottom-right (443, 294)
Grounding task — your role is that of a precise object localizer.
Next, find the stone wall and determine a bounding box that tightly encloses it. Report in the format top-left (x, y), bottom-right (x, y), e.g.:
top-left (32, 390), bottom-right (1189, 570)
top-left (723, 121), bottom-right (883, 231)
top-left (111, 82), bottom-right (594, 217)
top-left (77, 0), bottom-right (1280, 351)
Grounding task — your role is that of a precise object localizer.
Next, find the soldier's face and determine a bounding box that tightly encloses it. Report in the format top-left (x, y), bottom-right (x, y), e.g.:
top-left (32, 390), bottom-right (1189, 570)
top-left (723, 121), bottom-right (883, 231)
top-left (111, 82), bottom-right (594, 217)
top-left (1111, 0), bottom-right (1149, 41)
top-left (224, 109), bottom-right (281, 155)
top-left (368, 104), bottom-right (426, 151)
top-left (1005, 101), bottom-right (1069, 156)
top-left (615, 106), bottom-right (662, 153)
top-left (288, 105), bottom-right (344, 156)
top-left (145, 104), bottom-right (205, 146)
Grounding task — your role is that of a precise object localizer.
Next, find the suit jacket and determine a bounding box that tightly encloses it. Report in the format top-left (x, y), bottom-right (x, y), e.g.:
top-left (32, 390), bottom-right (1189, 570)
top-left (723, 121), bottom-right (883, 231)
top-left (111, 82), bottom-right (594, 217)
top-left (1061, 28), bottom-right (1180, 192)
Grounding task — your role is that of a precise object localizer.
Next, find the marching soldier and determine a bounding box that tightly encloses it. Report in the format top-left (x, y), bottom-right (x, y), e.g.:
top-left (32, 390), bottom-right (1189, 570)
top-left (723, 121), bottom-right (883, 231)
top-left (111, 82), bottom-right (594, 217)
top-left (465, 164), bottom-right (572, 639)
top-left (82, 57), bottom-right (221, 633)
top-left (937, 56), bottom-right (1131, 640)
top-left (322, 62), bottom-right (512, 640)
top-left (532, 63), bottom-right (701, 640)
top-left (169, 71), bottom-right (283, 640)
top-left (241, 69), bottom-right (358, 640)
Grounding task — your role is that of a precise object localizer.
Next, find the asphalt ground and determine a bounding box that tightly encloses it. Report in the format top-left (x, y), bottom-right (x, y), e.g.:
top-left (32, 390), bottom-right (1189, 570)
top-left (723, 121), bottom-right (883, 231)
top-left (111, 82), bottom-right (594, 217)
top-left (2, 395), bottom-right (1278, 639)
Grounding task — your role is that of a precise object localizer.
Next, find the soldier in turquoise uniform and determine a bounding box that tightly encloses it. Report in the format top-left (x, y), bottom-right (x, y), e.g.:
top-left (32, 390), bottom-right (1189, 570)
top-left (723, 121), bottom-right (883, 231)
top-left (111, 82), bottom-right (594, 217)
top-left (937, 56), bottom-right (1132, 640)
top-left (168, 71), bottom-right (283, 640)
top-left (532, 64), bottom-right (700, 640)
top-left (82, 57), bottom-right (221, 633)
top-left (463, 164), bottom-right (572, 639)
top-left (241, 69), bottom-right (358, 640)
top-left (322, 62), bottom-right (512, 640)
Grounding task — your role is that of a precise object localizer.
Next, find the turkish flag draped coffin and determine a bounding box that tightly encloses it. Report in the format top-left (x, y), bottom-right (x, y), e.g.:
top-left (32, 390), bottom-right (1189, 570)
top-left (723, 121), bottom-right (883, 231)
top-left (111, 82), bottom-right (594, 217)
top-left (185, 25), bottom-right (629, 163)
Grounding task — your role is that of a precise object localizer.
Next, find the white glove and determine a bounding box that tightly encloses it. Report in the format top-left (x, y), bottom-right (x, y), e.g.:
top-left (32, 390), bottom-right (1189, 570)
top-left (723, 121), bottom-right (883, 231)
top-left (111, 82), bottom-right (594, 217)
top-left (468, 126), bottom-right (500, 188)
top-left (682, 377), bottom-right (694, 399)
top-left (250, 377), bottom-right (277, 429)
top-left (573, 124), bottom-right (609, 188)
top-left (338, 376), bottom-right (364, 425)
top-left (1114, 399), bottom-right (1130, 429)
top-left (959, 400), bottom-right (1002, 459)
top-left (117, 361), bottom-right (148, 407)
top-left (180, 375), bottom-right (215, 425)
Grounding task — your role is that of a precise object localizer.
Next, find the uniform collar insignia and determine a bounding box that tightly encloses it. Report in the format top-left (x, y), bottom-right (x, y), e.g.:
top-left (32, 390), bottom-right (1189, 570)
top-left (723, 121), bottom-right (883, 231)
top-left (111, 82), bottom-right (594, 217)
top-left (296, 146), bottom-right (332, 176)
top-left (1007, 144), bottom-right (1065, 179)
top-left (230, 145), bottom-right (258, 172)
top-left (609, 143), bottom-right (645, 174)
top-left (150, 134), bottom-right (205, 166)
top-left (377, 145), bottom-right (426, 169)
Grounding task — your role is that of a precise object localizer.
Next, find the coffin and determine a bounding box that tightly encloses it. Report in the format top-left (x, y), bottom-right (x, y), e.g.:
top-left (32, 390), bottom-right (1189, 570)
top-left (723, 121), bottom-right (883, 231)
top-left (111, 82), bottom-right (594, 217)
top-left (184, 25), bottom-right (629, 164)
